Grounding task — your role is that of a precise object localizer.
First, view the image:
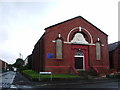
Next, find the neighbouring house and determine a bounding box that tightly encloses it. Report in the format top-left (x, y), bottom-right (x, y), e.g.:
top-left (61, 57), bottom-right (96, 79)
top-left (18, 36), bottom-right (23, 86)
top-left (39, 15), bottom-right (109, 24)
top-left (109, 41), bottom-right (120, 70)
top-left (24, 54), bottom-right (32, 69)
top-left (0, 59), bottom-right (8, 72)
top-left (32, 16), bottom-right (110, 75)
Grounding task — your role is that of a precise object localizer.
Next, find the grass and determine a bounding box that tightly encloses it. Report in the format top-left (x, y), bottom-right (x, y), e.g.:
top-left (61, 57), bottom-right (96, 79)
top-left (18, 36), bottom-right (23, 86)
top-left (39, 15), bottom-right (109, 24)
top-left (22, 69), bottom-right (79, 80)
top-left (22, 69), bottom-right (39, 79)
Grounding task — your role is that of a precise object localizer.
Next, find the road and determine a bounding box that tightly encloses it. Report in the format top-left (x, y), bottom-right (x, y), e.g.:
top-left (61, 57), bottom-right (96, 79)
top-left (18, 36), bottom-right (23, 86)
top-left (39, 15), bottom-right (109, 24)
top-left (1, 71), bottom-right (120, 89)
top-left (11, 71), bottom-right (33, 89)
top-left (12, 72), bottom-right (120, 89)
top-left (1, 71), bottom-right (34, 89)
top-left (44, 80), bottom-right (120, 89)
top-left (0, 71), bottom-right (16, 89)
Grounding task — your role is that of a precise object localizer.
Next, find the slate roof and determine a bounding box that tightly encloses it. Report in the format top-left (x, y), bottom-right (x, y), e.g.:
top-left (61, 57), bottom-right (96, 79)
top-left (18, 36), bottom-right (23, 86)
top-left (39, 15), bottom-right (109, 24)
top-left (45, 16), bottom-right (108, 36)
top-left (108, 41), bottom-right (120, 52)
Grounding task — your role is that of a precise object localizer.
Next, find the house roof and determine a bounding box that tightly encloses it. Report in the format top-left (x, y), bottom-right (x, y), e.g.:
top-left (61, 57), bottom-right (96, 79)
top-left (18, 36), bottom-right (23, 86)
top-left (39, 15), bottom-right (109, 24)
top-left (108, 41), bottom-right (120, 52)
top-left (44, 16), bottom-right (108, 36)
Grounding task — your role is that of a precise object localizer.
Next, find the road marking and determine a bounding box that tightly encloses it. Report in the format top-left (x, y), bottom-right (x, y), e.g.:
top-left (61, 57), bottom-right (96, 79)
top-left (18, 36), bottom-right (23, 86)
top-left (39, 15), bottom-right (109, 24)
top-left (10, 85), bottom-right (17, 88)
top-left (10, 72), bottom-right (16, 84)
top-left (10, 85), bottom-right (32, 89)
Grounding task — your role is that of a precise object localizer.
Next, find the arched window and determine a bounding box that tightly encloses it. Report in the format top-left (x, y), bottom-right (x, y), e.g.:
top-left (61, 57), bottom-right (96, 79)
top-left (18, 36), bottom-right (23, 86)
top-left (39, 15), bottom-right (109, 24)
top-left (56, 39), bottom-right (62, 59)
top-left (96, 42), bottom-right (101, 60)
top-left (71, 33), bottom-right (88, 44)
top-left (75, 50), bottom-right (84, 57)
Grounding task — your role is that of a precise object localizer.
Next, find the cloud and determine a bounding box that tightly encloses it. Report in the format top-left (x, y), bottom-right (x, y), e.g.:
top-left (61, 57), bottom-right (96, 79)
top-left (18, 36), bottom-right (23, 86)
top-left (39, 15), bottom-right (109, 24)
top-left (0, 52), bottom-right (16, 64)
top-left (0, 45), bottom-right (17, 64)
top-left (0, 27), bottom-right (8, 43)
top-left (0, 0), bottom-right (118, 64)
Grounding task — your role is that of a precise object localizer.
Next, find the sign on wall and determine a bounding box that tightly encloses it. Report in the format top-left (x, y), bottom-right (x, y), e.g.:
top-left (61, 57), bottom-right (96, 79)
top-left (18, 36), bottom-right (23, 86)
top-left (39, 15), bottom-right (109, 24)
top-left (47, 53), bottom-right (54, 59)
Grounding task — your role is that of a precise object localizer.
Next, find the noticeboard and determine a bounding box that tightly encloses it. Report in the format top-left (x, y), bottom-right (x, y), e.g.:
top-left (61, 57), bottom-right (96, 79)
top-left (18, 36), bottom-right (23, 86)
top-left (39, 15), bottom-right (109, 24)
top-left (47, 53), bottom-right (54, 59)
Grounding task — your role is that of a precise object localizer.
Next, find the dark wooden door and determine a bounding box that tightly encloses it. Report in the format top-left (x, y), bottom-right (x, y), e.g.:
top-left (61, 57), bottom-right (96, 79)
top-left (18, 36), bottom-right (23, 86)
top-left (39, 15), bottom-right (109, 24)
top-left (75, 57), bottom-right (83, 69)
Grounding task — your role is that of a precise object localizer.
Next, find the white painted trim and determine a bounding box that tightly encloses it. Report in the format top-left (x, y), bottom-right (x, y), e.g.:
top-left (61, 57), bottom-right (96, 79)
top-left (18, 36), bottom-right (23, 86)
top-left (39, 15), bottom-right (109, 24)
top-left (58, 34), bottom-right (61, 38)
top-left (88, 43), bottom-right (96, 45)
top-left (79, 26), bottom-right (82, 31)
top-left (81, 27), bottom-right (93, 44)
top-left (82, 57), bottom-right (85, 70)
top-left (97, 38), bottom-right (100, 41)
top-left (64, 41), bottom-right (95, 45)
top-left (67, 27), bottom-right (79, 42)
top-left (52, 40), bottom-right (56, 43)
top-left (67, 26), bottom-right (93, 44)
top-left (63, 42), bottom-right (71, 44)
top-left (74, 56), bottom-right (84, 57)
top-left (101, 44), bottom-right (104, 46)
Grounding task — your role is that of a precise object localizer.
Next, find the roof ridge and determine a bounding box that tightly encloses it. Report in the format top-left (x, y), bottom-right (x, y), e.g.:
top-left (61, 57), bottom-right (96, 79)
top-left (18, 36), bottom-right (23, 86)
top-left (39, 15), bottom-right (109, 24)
top-left (109, 41), bottom-right (120, 45)
top-left (44, 16), bottom-right (82, 30)
top-left (44, 16), bottom-right (108, 36)
top-left (108, 41), bottom-right (120, 51)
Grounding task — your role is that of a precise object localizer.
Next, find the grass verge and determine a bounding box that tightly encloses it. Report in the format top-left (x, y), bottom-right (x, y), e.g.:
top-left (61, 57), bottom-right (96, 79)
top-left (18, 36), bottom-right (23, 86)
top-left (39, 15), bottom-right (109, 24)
top-left (22, 69), bottom-right (80, 81)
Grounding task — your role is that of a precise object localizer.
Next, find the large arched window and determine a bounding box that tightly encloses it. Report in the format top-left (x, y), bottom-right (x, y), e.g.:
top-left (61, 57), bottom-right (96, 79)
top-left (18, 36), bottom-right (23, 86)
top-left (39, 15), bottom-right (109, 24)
top-left (96, 42), bottom-right (101, 60)
top-left (71, 33), bottom-right (88, 44)
top-left (56, 39), bottom-right (62, 59)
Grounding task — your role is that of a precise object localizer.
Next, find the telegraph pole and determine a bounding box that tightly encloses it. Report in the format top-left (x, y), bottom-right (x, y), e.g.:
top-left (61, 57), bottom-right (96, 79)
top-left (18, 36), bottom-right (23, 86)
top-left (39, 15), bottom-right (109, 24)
top-left (19, 53), bottom-right (23, 59)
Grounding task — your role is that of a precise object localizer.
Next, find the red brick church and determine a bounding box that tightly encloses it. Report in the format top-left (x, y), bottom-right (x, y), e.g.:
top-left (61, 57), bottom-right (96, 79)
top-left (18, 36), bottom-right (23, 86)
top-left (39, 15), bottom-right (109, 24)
top-left (32, 16), bottom-right (110, 75)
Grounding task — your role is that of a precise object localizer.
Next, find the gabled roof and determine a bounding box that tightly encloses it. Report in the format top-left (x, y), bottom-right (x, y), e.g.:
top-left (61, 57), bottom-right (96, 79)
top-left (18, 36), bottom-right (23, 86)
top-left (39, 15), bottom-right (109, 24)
top-left (45, 16), bottom-right (108, 36)
top-left (108, 41), bottom-right (120, 52)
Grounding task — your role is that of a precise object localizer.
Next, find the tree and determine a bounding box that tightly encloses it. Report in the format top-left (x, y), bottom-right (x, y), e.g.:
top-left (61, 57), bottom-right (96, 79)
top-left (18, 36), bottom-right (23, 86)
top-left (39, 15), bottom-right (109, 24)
top-left (13, 58), bottom-right (24, 69)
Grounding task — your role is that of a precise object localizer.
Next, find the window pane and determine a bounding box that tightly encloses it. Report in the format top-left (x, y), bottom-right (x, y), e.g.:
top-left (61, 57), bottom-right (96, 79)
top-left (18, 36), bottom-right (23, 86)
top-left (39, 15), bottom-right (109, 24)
top-left (56, 39), bottom-right (62, 59)
top-left (75, 50), bottom-right (84, 56)
top-left (96, 42), bottom-right (101, 60)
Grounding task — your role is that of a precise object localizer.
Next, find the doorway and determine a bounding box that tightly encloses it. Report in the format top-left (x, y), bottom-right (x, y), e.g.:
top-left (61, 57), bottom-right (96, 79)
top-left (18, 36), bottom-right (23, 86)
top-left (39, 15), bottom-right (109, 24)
top-left (74, 50), bottom-right (84, 70)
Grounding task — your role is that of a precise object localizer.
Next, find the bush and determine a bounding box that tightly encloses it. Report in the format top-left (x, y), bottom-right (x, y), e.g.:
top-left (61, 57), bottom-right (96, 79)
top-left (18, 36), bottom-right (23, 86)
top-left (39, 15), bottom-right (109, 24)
top-left (87, 67), bottom-right (97, 76)
top-left (78, 68), bottom-right (97, 79)
top-left (22, 65), bottom-right (29, 70)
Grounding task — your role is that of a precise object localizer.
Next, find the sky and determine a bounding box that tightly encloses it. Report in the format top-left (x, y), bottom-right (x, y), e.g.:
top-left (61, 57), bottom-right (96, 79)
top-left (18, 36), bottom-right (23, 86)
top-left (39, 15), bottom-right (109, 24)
top-left (0, 0), bottom-right (119, 64)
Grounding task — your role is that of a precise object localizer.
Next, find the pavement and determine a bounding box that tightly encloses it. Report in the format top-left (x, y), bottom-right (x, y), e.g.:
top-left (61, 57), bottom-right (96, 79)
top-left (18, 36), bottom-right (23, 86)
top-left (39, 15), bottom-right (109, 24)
top-left (11, 71), bottom-right (120, 89)
top-left (0, 71), bottom-right (16, 89)
top-left (0, 71), bottom-right (9, 77)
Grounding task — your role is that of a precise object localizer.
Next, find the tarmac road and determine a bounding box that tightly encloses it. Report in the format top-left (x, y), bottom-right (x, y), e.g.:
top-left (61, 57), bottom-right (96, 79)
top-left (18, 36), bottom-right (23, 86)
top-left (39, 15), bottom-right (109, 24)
top-left (0, 71), bottom-right (16, 89)
top-left (44, 80), bottom-right (120, 88)
top-left (11, 71), bottom-right (34, 89)
top-left (9, 71), bottom-right (120, 90)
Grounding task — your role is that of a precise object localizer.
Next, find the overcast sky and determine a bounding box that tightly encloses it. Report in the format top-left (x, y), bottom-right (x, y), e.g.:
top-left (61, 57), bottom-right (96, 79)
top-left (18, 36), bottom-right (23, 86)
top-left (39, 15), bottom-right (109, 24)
top-left (0, 0), bottom-right (119, 64)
